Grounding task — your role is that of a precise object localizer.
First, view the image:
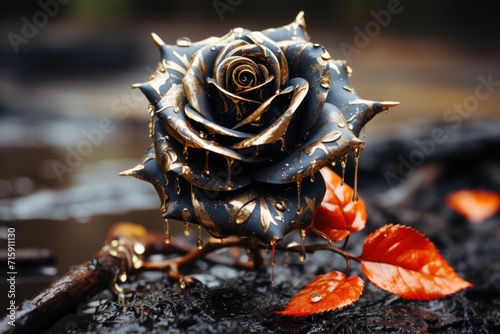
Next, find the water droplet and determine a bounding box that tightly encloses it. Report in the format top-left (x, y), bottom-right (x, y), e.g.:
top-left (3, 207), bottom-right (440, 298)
top-left (299, 229), bottom-right (307, 262)
top-left (320, 78), bottom-right (330, 89)
top-left (211, 46), bottom-right (216, 51)
top-left (274, 201), bottom-right (286, 212)
top-left (176, 37), bottom-right (192, 47)
top-left (340, 156), bottom-right (347, 186)
top-left (311, 292), bottom-right (322, 303)
top-left (164, 218), bottom-right (171, 244)
top-left (196, 224), bottom-right (203, 249)
top-left (331, 161), bottom-right (336, 167)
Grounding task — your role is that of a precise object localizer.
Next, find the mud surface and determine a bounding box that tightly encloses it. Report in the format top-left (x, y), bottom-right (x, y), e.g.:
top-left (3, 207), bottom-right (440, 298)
top-left (62, 121), bottom-right (500, 334)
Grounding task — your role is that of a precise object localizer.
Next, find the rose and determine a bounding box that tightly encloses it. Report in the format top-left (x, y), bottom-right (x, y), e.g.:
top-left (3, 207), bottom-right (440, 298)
top-left (122, 12), bottom-right (397, 244)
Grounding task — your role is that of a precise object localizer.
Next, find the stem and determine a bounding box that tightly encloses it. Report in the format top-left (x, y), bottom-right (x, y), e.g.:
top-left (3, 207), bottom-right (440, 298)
top-left (139, 237), bottom-right (263, 280)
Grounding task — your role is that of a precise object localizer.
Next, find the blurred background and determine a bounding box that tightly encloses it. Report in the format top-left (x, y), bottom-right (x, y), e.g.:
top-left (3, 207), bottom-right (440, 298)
top-left (0, 0), bottom-right (499, 312)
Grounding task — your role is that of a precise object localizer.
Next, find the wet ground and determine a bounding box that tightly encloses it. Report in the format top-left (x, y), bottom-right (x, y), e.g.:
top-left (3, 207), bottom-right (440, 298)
top-left (0, 11), bottom-right (499, 334)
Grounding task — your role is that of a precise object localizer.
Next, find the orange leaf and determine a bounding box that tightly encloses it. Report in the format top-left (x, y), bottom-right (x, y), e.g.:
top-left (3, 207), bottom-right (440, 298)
top-left (360, 224), bottom-right (473, 300)
top-left (312, 167), bottom-right (367, 242)
top-left (445, 189), bottom-right (500, 223)
top-left (276, 271), bottom-right (364, 317)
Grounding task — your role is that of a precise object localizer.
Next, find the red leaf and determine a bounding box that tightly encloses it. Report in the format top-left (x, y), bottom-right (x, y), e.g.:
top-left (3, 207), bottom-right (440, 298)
top-left (360, 224), bottom-right (473, 300)
top-left (312, 167), bottom-right (367, 242)
top-left (445, 189), bottom-right (500, 223)
top-left (276, 271), bottom-right (364, 317)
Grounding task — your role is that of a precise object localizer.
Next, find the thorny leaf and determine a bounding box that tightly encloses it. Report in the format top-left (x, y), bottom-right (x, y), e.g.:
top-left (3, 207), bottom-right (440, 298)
top-left (312, 167), bottom-right (367, 242)
top-left (360, 224), bottom-right (473, 300)
top-left (445, 189), bottom-right (500, 223)
top-left (276, 271), bottom-right (364, 317)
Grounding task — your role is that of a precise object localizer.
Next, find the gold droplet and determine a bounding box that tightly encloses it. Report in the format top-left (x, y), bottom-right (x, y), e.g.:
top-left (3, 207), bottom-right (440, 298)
top-left (164, 218), bottom-right (171, 244)
top-left (233, 27), bottom-right (244, 34)
top-left (176, 37), bottom-right (192, 47)
top-left (338, 122), bottom-right (345, 128)
top-left (347, 124), bottom-right (353, 131)
top-left (321, 51), bottom-right (331, 61)
top-left (196, 224), bottom-right (203, 249)
top-left (342, 85), bottom-right (354, 92)
top-left (299, 229), bottom-right (307, 262)
top-left (320, 78), bottom-right (330, 89)
top-left (311, 292), bottom-right (322, 303)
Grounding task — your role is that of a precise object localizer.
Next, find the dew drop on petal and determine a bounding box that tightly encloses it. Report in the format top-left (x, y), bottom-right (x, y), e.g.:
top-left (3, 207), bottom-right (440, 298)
top-left (311, 292), bottom-right (322, 303)
top-left (176, 37), bottom-right (192, 47)
top-left (274, 201), bottom-right (286, 212)
top-left (320, 78), bottom-right (330, 89)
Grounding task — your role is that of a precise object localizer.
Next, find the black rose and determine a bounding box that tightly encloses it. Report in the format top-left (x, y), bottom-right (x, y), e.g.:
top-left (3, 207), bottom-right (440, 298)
top-left (122, 12), bottom-right (397, 244)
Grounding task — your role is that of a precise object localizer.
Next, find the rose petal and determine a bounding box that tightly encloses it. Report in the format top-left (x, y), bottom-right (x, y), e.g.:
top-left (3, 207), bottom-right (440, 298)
top-left (190, 172), bottom-right (325, 241)
top-left (183, 44), bottom-right (227, 121)
top-left (184, 103), bottom-right (253, 139)
top-left (232, 85), bottom-right (294, 130)
top-left (155, 94), bottom-right (257, 163)
top-left (136, 35), bottom-right (220, 105)
top-left (326, 60), bottom-right (399, 136)
top-left (252, 102), bottom-right (360, 184)
top-left (281, 42), bottom-right (331, 140)
top-left (120, 147), bottom-right (195, 221)
top-left (231, 77), bottom-right (308, 149)
top-left (261, 11), bottom-right (309, 43)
